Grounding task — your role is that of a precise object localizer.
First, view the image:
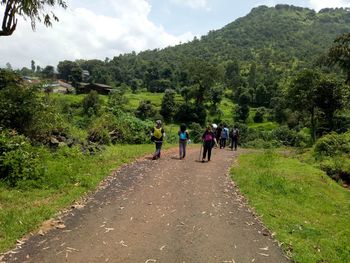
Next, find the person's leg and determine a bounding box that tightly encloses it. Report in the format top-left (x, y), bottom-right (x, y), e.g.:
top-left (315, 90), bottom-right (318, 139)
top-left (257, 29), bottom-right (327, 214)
top-left (230, 138), bottom-right (234, 150)
top-left (207, 144), bottom-right (212, 161)
top-left (183, 141), bottom-right (187, 158)
top-left (179, 142), bottom-right (183, 159)
top-left (202, 144), bottom-right (208, 161)
top-left (234, 138), bottom-right (238, 150)
top-left (223, 138), bottom-right (226, 148)
top-left (153, 142), bottom-right (159, 159)
top-left (155, 142), bottom-right (162, 158)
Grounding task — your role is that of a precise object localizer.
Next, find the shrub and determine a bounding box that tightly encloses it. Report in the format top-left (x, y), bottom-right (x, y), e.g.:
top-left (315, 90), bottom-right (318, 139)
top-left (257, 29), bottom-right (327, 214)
top-left (253, 107), bottom-right (265, 123)
top-left (0, 130), bottom-right (44, 187)
top-left (188, 123), bottom-right (203, 143)
top-left (271, 126), bottom-right (305, 147)
top-left (0, 83), bottom-right (41, 134)
top-left (313, 132), bottom-right (350, 158)
top-left (319, 156), bottom-right (350, 184)
top-left (82, 91), bottom-right (101, 116)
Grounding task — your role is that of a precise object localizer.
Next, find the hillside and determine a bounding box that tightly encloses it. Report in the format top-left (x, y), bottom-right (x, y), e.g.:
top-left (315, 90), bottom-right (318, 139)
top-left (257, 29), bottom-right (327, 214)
top-left (138, 5), bottom-right (350, 68)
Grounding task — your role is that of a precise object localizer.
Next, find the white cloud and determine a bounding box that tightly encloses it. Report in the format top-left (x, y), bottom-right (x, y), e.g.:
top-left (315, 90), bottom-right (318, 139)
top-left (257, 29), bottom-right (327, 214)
top-left (0, 0), bottom-right (193, 69)
top-left (171, 0), bottom-right (210, 10)
top-left (308, 0), bottom-right (350, 11)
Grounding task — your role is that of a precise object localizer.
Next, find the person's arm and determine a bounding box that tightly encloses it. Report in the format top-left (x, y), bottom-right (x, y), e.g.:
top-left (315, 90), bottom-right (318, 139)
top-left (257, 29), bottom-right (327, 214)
top-left (162, 128), bottom-right (165, 138)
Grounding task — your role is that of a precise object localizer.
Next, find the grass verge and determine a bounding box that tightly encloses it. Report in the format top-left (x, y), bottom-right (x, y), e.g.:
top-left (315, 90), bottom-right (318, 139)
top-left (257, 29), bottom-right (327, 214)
top-left (230, 150), bottom-right (350, 263)
top-left (0, 144), bottom-right (172, 253)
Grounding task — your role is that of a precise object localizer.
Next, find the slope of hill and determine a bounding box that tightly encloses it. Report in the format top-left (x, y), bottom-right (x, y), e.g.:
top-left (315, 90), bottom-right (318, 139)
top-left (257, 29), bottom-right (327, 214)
top-left (139, 4), bottom-right (350, 68)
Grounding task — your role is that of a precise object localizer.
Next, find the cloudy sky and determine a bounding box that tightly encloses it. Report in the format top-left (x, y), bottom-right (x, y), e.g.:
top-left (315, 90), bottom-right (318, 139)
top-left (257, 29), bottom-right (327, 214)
top-left (1, 0), bottom-right (350, 69)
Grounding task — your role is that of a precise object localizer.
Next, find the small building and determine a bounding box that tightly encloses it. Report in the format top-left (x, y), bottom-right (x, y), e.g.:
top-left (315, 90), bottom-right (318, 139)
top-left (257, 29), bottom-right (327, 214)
top-left (76, 83), bottom-right (113, 95)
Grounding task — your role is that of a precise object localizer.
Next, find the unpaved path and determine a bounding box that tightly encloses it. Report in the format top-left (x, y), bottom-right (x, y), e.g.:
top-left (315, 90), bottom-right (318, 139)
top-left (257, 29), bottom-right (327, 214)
top-left (4, 146), bottom-right (289, 263)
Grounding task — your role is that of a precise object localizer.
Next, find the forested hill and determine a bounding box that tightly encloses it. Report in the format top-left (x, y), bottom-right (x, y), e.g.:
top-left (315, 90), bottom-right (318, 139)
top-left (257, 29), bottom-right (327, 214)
top-left (138, 4), bottom-right (350, 68)
top-left (54, 5), bottom-right (350, 91)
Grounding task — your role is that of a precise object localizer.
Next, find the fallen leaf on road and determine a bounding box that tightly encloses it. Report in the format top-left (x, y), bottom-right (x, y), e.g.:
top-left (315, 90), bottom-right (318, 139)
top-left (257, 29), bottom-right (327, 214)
top-left (160, 245), bottom-right (166, 251)
top-left (104, 228), bottom-right (114, 233)
top-left (259, 246), bottom-right (269, 251)
top-left (145, 259), bottom-right (156, 263)
top-left (257, 252), bottom-right (269, 257)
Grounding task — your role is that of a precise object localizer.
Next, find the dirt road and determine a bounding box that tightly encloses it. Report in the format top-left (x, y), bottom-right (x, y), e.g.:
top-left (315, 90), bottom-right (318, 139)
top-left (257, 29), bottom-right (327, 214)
top-left (3, 146), bottom-right (289, 263)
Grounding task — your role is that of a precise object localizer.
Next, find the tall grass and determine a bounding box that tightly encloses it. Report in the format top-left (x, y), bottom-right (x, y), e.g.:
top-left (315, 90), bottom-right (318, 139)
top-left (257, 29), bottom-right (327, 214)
top-left (231, 151), bottom-right (350, 263)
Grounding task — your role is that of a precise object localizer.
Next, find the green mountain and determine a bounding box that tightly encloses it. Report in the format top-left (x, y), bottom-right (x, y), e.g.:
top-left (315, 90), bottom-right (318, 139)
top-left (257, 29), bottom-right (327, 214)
top-left (61, 5), bottom-right (350, 91)
top-left (139, 4), bottom-right (350, 68)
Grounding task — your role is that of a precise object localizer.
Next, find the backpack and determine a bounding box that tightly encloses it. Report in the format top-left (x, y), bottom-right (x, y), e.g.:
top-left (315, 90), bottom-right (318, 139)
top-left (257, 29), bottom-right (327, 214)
top-left (221, 128), bottom-right (228, 138)
top-left (153, 127), bottom-right (163, 139)
top-left (179, 131), bottom-right (187, 140)
top-left (204, 133), bottom-right (213, 141)
top-left (231, 128), bottom-right (239, 138)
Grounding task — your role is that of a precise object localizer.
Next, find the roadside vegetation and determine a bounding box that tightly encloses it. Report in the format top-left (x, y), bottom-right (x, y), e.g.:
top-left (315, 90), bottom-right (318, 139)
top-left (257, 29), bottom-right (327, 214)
top-left (1, 4), bottom-right (350, 261)
top-left (231, 151), bottom-right (350, 263)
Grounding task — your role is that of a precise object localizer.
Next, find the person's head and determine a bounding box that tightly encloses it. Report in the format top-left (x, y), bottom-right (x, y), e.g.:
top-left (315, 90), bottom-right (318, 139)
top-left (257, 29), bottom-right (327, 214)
top-left (206, 125), bottom-right (212, 132)
top-left (155, 120), bottom-right (162, 128)
top-left (234, 124), bottom-right (237, 129)
top-left (180, 123), bottom-right (186, 132)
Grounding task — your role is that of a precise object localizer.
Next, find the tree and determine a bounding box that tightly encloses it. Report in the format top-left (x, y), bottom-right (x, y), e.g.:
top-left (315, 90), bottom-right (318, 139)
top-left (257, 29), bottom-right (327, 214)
top-left (315, 77), bottom-right (343, 132)
top-left (57, 60), bottom-right (76, 81)
top-left (135, 100), bottom-right (157, 120)
top-left (327, 33), bottom-right (350, 84)
top-left (82, 91), bottom-right (101, 116)
top-left (0, 0), bottom-right (67, 37)
top-left (235, 91), bottom-right (251, 123)
top-left (225, 60), bottom-right (241, 89)
top-left (287, 69), bottom-right (320, 141)
top-left (31, 60), bottom-right (35, 73)
top-left (41, 65), bottom-right (55, 79)
top-left (160, 89), bottom-right (177, 122)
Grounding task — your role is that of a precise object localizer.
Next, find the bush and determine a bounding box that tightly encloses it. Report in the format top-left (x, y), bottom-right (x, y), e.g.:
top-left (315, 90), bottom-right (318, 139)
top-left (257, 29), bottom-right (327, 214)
top-left (188, 123), bottom-right (203, 143)
top-left (271, 126), bottom-right (305, 147)
top-left (88, 112), bottom-right (153, 145)
top-left (319, 156), bottom-right (350, 184)
top-left (0, 130), bottom-right (44, 187)
top-left (253, 107), bottom-right (265, 123)
top-left (82, 91), bottom-right (101, 116)
top-left (313, 132), bottom-right (350, 158)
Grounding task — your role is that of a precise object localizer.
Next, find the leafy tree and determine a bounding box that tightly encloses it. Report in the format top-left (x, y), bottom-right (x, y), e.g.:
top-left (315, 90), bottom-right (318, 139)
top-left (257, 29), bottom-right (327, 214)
top-left (57, 60), bottom-right (76, 81)
top-left (70, 65), bottom-right (82, 87)
top-left (41, 65), bottom-right (55, 79)
top-left (316, 77), bottom-right (343, 131)
top-left (287, 69), bottom-right (320, 141)
top-left (108, 89), bottom-right (128, 112)
top-left (135, 100), bottom-right (157, 120)
top-left (0, 79), bottom-right (41, 133)
top-left (225, 60), bottom-right (241, 89)
top-left (0, 0), bottom-right (67, 36)
top-left (82, 91), bottom-right (101, 116)
top-left (186, 60), bottom-right (222, 105)
top-left (327, 33), bottom-right (350, 84)
top-left (235, 91), bottom-right (251, 123)
top-left (209, 84), bottom-right (224, 108)
top-left (31, 60), bottom-right (35, 73)
top-left (160, 89), bottom-right (177, 122)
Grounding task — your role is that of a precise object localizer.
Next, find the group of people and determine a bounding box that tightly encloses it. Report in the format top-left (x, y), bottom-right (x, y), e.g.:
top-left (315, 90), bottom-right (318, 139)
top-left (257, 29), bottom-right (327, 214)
top-left (150, 120), bottom-right (239, 162)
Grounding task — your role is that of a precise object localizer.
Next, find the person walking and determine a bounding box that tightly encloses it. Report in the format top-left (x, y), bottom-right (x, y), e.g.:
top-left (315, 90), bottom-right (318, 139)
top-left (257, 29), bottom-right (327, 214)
top-left (151, 120), bottom-right (165, 160)
top-left (230, 125), bottom-right (240, 151)
top-left (220, 124), bottom-right (229, 149)
top-left (216, 124), bottom-right (222, 147)
top-left (178, 123), bottom-right (189, 159)
top-left (201, 125), bottom-right (216, 163)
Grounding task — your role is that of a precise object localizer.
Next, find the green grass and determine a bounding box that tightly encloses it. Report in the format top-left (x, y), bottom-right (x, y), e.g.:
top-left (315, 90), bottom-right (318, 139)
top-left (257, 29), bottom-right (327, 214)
top-left (0, 144), bottom-right (174, 253)
top-left (231, 151), bottom-right (350, 263)
top-left (248, 121), bottom-right (278, 130)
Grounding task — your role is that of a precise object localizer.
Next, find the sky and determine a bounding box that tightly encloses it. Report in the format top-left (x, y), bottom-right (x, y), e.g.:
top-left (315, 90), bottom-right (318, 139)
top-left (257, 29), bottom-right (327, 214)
top-left (1, 0), bottom-right (350, 69)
